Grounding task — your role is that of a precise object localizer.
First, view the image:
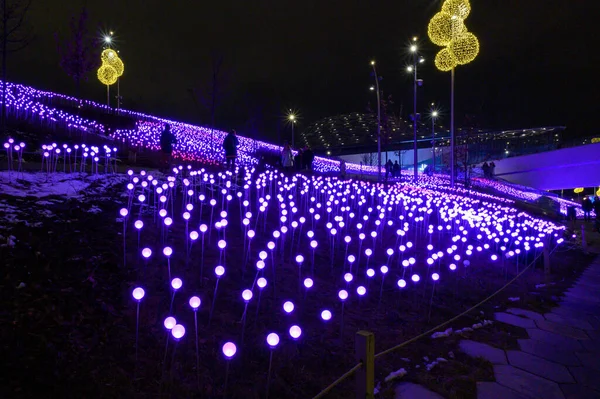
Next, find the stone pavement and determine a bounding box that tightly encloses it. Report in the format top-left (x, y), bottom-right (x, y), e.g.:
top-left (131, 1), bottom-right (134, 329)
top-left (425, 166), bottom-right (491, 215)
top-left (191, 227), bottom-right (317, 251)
top-left (394, 256), bottom-right (600, 398)
top-left (474, 256), bottom-right (600, 399)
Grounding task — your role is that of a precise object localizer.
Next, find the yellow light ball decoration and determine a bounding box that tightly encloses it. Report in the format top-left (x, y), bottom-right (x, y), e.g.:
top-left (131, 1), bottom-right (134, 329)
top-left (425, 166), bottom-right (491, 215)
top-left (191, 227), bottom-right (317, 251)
top-left (435, 48), bottom-right (458, 72)
top-left (100, 49), bottom-right (124, 77)
top-left (442, 0), bottom-right (471, 20)
top-left (596, 188), bottom-right (600, 196)
top-left (428, 12), bottom-right (465, 47)
top-left (101, 49), bottom-right (118, 64)
top-left (97, 64), bottom-right (118, 86)
top-left (109, 57), bottom-right (124, 77)
top-left (449, 31), bottom-right (480, 65)
top-left (574, 188), bottom-right (584, 194)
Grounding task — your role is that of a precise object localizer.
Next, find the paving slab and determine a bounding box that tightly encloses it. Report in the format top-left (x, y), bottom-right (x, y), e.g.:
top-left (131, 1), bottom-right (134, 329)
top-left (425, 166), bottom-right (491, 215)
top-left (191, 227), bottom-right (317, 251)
top-left (575, 352), bottom-right (600, 371)
top-left (535, 319), bottom-right (590, 340)
top-left (476, 381), bottom-right (529, 399)
top-left (459, 340), bottom-right (507, 365)
top-left (518, 339), bottom-right (581, 366)
top-left (395, 382), bottom-right (444, 399)
top-left (568, 366), bottom-right (600, 392)
top-left (506, 350), bottom-right (575, 383)
top-left (506, 308), bottom-right (545, 321)
top-left (495, 312), bottom-right (537, 329)
top-left (560, 383), bottom-right (600, 399)
top-left (494, 365), bottom-right (565, 399)
top-left (543, 313), bottom-right (595, 331)
top-left (527, 329), bottom-right (584, 352)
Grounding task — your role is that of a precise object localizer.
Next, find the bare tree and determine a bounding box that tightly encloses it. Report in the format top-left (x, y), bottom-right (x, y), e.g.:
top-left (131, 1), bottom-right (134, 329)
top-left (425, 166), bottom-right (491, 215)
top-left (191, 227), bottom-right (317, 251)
top-left (1, 0), bottom-right (33, 133)
top-left (55, 7), bottom-right (97, 101)
top-left (361, 153), bottom-right (375, 166)
top-left (191, 50), bottom-right (232, 130)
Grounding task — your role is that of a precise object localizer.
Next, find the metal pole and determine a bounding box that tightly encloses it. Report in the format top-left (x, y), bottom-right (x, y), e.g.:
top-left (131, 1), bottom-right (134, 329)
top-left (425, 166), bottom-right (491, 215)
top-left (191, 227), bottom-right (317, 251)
top-left (107, 85), bottom-right (110, 108)
top-left (432, 117), bottom-right (435, 172)
top-left (372, 64), bottom-right (381, 182)
top-left (413, 57), bottom-right (418, 182)
top-left (117, 78), bottom-right (120, 112)
top-left (292, 122), bottom-right (294, 148)
top-left (450, 68), bottom-right (455, 187)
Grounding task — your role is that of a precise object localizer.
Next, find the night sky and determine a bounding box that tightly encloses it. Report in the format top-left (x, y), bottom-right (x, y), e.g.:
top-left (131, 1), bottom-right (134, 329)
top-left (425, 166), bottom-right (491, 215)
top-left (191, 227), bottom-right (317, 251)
top-left (10, 0), bottom-right (600, 143)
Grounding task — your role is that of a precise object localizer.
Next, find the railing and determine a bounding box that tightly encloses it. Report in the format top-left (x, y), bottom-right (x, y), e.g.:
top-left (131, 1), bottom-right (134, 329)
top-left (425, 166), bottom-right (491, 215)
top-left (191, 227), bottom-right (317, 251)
top-left (311, 246), bottom-right (555, 399)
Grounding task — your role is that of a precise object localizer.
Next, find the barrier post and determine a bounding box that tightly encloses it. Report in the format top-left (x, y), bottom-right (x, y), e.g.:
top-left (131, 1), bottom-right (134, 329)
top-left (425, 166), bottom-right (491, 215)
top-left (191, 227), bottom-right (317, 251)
top-left (543, 246), bottom-right (551, 276)
top-left (355, 331), bottom-right (375, 399)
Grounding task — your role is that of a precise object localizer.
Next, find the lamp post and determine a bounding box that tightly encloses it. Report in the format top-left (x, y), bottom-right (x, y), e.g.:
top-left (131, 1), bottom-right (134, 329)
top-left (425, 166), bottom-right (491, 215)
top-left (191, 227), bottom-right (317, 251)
top-left (431, 109), bottom-right (438, 172)
top-left (288, 112), bottom-right (296, 148)
top-left (370, 61), bottom-right (381, 181)
top-left (407, 39), bottom-right (424, 182)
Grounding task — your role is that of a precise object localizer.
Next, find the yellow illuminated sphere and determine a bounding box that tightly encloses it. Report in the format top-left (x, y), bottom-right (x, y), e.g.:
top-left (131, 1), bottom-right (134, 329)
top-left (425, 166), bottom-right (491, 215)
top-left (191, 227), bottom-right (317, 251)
top-left (428, 12), bottom-right (465, 47)
top-left (574, 188), bottom-right (584, 194)
top-left (596, 188), bottom-right (600, 196)
top-left (442, 0), bottom-right (471, 20)
top-left (435, 48), bottom-right (457, 72)
top-left (450, 31), bottom-right (480, 65)
top-left (109, 57), bottom-right (124, 77)
top-left (101, 49), bottom-right (118, 64)
top-left (97, 64), bottom-right (118, 85)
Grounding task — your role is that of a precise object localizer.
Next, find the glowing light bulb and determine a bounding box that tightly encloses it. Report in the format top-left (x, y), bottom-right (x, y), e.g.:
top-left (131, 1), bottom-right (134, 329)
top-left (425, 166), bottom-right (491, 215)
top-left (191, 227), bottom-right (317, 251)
top-left (321, 310), bottom-right (332, 321)
top-left (242, 289), bottom-right (253, 301)
top-left (267, 333), bottom-right (280, 347)
top-left (132, 287), bottom-right (145, 301)
top-left (189, 296), bottom-right (201, 309)
top-left (289, 325), bottom-right (302, 339)
top-left (171, 278), bottom-right (182, 290)
top-left (222, 342), bottom-right (237, 358)
top-left (164, 317), bottom-right (176, 330)
top-left (215, 266), bottom-right (225, 277)
top-left (283, 301), bottom-right (295, 313)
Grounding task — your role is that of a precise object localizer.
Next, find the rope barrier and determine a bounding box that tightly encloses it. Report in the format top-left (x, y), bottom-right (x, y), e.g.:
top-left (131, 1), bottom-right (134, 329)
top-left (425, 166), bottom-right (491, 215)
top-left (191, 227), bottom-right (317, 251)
top-left (374, 249), bottom-right (548, 359)
top-left (311, 362), bottom-right (362, 399)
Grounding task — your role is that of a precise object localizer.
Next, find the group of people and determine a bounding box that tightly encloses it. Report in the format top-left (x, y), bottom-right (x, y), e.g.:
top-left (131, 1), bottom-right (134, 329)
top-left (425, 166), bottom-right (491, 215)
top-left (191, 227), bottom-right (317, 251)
top-left (482, 161), bottom-right (496, 178)
top-left (281, 143), bottom-right (314, 171)
top-left (385, 160), bottom-right (401, 179)
top-left (582, 195), bottom-right (600, 223)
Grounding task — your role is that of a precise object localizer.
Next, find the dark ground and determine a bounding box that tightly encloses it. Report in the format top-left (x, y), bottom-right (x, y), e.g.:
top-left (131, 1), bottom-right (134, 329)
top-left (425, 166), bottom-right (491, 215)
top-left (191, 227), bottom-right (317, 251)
top-left (0, 165), bottom-right (596, 399)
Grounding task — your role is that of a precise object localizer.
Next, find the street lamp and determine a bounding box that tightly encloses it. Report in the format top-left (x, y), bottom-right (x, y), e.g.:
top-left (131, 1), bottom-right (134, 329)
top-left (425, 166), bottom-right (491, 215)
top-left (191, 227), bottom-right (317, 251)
top-left (288, 112), bottom-right (296, 148)
top-left (408, 40), bottom-right (424, 182)
top-left (431, 109), bottom-right (439, 172)
top-left (370, 60), bottom-right (382, 181)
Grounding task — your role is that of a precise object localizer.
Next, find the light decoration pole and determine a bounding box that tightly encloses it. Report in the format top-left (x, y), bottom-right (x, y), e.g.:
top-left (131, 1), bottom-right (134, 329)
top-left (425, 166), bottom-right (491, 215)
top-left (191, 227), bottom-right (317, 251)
top-left (427, 0), bottom-right (479, 187)
top-left (97, 33), bottom-right (125, 108)
top-left (370, 61), bottom-right (382, 181)
top-left (407, 40), bottom-right (424, 182)
top-left (431, 108), bottom-right (439, 172)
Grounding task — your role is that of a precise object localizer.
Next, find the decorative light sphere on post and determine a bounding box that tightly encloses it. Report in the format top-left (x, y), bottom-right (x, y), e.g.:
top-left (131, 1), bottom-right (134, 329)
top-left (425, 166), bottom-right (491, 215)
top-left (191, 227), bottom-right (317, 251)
top-left (242, 289), bottom-right (253, 302)
top-left (435, 48), bottom-right (458, 71)
top-left (283, 301), bottom-right (295, 313)
top-left (119, 208), bottom-right (128, 217)
top-left (97, 64), bottom-right (118, 86)
top-left (189, 296), bottom-right (201, 309)
top-left (222, 342), bottom-right (237, 358)
top-left (442, 0), bottom-right (471, 20)
top-left (449, 31), bottom-right (479, 65)
top-left (142, 248), bottom-right (152, 258)
top-left (321, 310), bottom-right (332, 321)
top-left (164, 316), bottom-right (177, 330)
top-left (428, 11), bottom-right (465, 47)
top-left (171, 278), bottom-right (183, 290)
top-left (132, 287), bottom-right (145, 301)
top-left (215, 266), bottom-right (225, 277)
top-left (289, 325), bottom-right (302, 339)
top-left (172, 324), bottom-right (186, 339)
top-left (266, 333), bottom-right (280, 348)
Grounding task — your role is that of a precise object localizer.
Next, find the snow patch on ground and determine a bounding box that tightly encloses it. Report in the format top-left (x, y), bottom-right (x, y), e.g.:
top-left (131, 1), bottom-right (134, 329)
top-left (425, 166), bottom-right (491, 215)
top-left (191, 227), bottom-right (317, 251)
top-left (0, 171), bottom-right (126, 199)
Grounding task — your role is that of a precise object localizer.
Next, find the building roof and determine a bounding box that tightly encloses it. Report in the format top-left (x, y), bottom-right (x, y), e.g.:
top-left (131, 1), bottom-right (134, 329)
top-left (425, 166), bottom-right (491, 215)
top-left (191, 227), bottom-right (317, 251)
top-left (299, 112), bottom-right (565, 155)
